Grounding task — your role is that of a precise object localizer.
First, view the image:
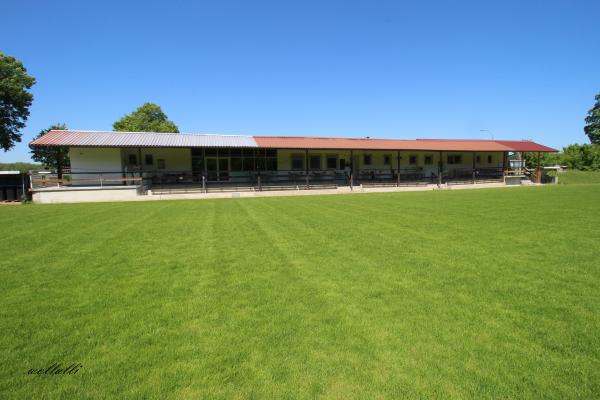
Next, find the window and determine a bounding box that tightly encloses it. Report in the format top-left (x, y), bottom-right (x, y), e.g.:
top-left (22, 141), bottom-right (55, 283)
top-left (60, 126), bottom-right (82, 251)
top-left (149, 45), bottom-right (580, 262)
top-left (128, 154), bottom-right (137, 165)
top-left (310, 155), bottom-right (321, 170)
top-left (424, 155), bottom-right (433, 165)
top-left (447, 155), bottom-right (462, 164)
top-left (291, 156), bottom-right (304, 170)
top-left (231, 157), bottom-right (243, 171)
top-left (266, 157), bottom-right (278, 171)
top-left (326, 155), bottom-right (337, 169)
top-left (476, 155), bottom-right (481, 163)
top-left (363, 154), bottom-right (372, 165)
top-left (243, 157), bottom-right (255, 171)
top-left (383, 155), bottom-right (391, 165)
top-left (157, 159), bottom-right (166, 169)
top-left (487, 155), bottom-right (493, 164)
top-left (145, 154), bottom-right (154, 165)
top-left (409, 155), bottom-right (418, 165)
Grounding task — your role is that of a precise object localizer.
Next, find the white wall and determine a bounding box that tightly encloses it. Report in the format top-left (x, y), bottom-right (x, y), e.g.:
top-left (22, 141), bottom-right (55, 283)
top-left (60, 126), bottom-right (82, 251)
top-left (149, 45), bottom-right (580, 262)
top-left (69, 147), bottom-right (123, 185)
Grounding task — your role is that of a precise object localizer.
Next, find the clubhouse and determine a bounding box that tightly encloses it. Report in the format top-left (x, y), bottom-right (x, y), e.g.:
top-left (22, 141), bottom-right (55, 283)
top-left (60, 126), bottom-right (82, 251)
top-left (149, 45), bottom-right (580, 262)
top-left (29, 130), bottom-right (557, 202)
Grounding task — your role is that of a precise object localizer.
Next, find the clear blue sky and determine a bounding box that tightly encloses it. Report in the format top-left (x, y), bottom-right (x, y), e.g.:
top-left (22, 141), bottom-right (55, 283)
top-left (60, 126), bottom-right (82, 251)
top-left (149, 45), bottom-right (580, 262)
top-left (2, 0), bottom-right (599, 162)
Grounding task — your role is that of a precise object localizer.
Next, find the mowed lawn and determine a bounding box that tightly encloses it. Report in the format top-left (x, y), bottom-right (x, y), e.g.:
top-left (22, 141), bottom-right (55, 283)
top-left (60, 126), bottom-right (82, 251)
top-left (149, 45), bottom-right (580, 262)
top-left (1, 185), bottom-right (600, 399)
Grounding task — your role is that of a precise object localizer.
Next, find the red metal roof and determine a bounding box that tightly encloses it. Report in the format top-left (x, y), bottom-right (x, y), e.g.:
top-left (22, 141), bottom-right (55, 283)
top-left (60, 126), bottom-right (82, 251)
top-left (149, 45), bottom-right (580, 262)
top-left (253, 136), bottom-right (558, 152)
top-left (30, 130), bottom-right (558, 152)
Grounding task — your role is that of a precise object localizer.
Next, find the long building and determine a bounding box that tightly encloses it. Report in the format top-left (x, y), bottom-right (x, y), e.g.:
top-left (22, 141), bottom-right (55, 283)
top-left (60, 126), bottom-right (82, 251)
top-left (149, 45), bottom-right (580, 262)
top-left (30, 130), bottom-right (557, 203)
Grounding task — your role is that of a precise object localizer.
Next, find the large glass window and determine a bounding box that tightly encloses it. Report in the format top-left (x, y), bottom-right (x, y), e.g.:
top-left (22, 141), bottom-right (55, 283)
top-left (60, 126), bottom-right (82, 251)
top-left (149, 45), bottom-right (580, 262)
top-left (231, 157), bottom-right (243, 171)
top-left (363, 154), bottom-right (372, 166)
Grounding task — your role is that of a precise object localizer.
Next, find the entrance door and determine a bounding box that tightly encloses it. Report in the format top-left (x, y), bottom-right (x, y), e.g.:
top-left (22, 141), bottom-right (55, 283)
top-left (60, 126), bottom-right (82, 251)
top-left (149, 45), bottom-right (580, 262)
top-left (206, 158), bottom-right (218, 181)
top-left (218, 158), bottom-right (229, 181)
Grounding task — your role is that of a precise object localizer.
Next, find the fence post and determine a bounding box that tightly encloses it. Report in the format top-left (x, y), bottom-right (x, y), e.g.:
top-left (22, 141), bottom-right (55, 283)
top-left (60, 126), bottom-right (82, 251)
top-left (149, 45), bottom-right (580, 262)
top-left (202, 175), bottom-right (206, 193)
top-left (306, 173), bottom-right (309, 189)
top-left (100, 173), bottom-right (103, 188)
top-left (258, 174), bottom-right (262, 191)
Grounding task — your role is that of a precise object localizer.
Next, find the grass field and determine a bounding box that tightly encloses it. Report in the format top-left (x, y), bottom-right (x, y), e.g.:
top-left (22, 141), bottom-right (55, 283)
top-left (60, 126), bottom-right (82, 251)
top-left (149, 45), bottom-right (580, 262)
top-left (1, 185), bottom-right (600, 399)
top-left (555, 170), bottom-right (600, 185)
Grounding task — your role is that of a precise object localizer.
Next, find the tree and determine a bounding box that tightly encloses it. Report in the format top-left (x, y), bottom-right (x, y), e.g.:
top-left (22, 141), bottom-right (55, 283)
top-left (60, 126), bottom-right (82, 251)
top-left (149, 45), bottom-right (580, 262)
top-left (29, 123), bottom-right (70, 179)
top-left (585, 93), bottom-right (600, 144)
top-left (0, 52), bottom-right (36, 151)
top-left (113, 102), bottom-right (179, 133)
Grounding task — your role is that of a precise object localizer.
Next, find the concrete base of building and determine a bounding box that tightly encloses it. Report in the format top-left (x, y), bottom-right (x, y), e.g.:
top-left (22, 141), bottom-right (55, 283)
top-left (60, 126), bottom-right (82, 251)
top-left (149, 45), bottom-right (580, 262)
top-left (31, 181), bottom-right (542, 204)
top-left (32, 185), bottom-right (143, 204)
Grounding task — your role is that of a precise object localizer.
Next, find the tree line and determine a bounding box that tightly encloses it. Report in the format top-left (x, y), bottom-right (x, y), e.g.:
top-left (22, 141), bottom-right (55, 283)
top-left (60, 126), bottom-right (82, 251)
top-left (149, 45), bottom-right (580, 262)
top-left (2, 50), bottom-right (600, 173)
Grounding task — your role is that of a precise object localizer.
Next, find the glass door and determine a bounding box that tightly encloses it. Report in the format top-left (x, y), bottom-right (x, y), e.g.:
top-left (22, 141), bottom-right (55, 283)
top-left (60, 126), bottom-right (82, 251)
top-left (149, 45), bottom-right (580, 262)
top-left (218, 158), bottom-right (229, 181)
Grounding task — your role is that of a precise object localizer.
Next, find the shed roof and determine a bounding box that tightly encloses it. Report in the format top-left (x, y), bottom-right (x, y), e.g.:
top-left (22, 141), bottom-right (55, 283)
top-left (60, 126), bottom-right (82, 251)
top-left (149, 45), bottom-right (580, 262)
top-left (30, 130), bottom-right (558, 152)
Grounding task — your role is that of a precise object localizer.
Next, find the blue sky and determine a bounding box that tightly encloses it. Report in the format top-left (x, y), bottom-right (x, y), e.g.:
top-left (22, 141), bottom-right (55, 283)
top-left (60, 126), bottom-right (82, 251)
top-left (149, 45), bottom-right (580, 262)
top-left (2, 0), bottom-right (599, 162)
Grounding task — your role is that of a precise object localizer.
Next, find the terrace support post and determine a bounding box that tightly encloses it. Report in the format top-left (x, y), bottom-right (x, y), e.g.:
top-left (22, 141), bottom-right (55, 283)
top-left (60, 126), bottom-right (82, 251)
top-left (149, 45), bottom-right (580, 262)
top-left (472, 152), bottom-right (476, 184)
top-left (350, 149), bottom-right (354, 188)
top-left (438, 151), bottom-right (443, 187)
top-left (536, 151), bottom-right (541, 183)
top-left (396, 150), bottom-right (401, 187)
top-left (305, 149), bottom-right (309, 189)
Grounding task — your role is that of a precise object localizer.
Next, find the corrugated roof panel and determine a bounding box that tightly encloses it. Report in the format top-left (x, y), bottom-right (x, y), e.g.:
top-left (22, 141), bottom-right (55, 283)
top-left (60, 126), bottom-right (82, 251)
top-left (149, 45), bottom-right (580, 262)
top-left (30, 130), bottom-right (258, 148)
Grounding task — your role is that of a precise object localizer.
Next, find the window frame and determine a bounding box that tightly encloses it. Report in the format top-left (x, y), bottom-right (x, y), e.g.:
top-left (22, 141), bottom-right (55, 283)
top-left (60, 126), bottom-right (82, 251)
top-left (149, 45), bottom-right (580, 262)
top-left (363, 154), bottom-right (372, 166)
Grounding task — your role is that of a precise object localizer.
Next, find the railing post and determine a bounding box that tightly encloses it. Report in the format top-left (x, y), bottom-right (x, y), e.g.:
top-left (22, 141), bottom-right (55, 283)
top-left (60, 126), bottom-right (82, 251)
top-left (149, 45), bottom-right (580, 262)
top-left (202, 175), bottom-right (206, 193)
top-left (305, 173), bottom-right (309, 189)
top-left (258, 174), bottom-right (262, 191)
top-left (100, 173), bottom-right (103, 188)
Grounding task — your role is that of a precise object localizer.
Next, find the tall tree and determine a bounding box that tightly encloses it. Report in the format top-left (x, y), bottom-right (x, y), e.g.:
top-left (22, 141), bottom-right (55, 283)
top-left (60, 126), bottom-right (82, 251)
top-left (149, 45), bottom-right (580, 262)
top-left (0, 52), bottom-right (36, 151)
top-left (113, 102), bottom-right (179, 133)
top-left (29, 123), bottom-right (70, 179)
top-left (585, 93), bottom-right (600, 144)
